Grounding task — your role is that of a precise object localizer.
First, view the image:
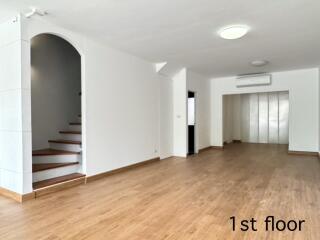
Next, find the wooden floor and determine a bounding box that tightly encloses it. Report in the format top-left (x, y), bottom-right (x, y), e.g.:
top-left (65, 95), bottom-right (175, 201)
top-left (0, 143), bottom-right (320, 239)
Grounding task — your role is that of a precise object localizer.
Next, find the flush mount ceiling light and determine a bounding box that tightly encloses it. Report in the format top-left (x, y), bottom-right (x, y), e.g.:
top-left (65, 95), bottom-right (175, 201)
top-left (251, 60), bottom-right (269, 67)
top-left (218, 25), bottom-right (250, 40)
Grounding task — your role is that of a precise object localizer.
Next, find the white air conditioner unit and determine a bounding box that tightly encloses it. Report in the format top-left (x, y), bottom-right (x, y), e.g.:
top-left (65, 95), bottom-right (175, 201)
top-left (236, 73), bottom-right (271, 87)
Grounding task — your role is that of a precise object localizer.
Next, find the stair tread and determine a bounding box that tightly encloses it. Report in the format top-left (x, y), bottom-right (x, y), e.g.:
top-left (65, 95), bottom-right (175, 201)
top-left (49, 139), bottom-right (81, 145)
top-left (59, 131), bottom-right (82, 134)
top-left (33, 162), bottom-right (79, 172)
top-left (33, 173), bottom-right (85, 190)
top-left (70, 122), bottom-right (81, 125)
top-left (33, 148), bottom-right (80, 156)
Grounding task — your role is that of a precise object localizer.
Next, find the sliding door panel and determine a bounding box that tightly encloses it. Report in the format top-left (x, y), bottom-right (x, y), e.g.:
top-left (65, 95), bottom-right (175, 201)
top-left (240, 94), bottom-right (250, 143)
top-left (279, 92), bottom-right (289, 144)
top-left (258, 93), bottom-right (269, 143)
top-left (238, 91), bottom-right (289, 144)
top-left (268, 92), bottom-right (279, 143)
top-left (249, 93), bottom-right (259, 143)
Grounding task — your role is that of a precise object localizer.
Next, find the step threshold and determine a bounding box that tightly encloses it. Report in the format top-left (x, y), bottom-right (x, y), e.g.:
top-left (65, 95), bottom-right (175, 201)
top-left (33, 173), bottom-right (86, 190)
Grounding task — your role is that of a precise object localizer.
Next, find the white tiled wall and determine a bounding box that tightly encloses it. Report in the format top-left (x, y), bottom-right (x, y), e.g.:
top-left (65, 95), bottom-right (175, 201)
top-left (0, 131), bottom-right (23, 172)
top-left (0, 90), bottom-right (23, 131)
top-left (0, 42), bottom-right (22, 91)
top-left (0, 16), bottom-right (32, 194)
top-left (0, 169), bottom-right (23, 193)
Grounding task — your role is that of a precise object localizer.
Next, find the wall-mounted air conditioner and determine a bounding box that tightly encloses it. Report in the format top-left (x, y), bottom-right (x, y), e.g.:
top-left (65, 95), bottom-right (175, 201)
top-left (236, 73), bottom-right (271, 87)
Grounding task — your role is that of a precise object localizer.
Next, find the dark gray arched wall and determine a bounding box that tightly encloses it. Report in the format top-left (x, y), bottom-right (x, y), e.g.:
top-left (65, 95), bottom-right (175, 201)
top-left (31, 34), bottom-right (81, 150)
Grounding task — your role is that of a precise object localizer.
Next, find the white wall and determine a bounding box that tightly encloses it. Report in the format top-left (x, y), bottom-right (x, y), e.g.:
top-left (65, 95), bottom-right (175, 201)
top-left (187, 70), bottom-right (211, 151)
top-left (173, 68), bottom-right (187, 157)
top-left (158, 69), bottom-right (210, 157)
top-left (159, 74), bottom-right (173, 159)
top-left (222, 94), bottom-right (241, 143)
top-left (223, 95), bottom-right (234, 143)
top-left (211, 68), bottom-right (319, 152)
top-left (31, 34), bottom-right (81, 150)
top-left (0, 16), bottom-right (32, 194)
top-left (84, 39), bottom-right (159, 176)
top-left (223, 94), bottom-right (244, 143)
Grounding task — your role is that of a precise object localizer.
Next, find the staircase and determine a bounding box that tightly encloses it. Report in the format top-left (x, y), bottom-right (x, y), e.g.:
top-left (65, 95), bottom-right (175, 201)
top-left (32, 114), bottom-right (85, 192)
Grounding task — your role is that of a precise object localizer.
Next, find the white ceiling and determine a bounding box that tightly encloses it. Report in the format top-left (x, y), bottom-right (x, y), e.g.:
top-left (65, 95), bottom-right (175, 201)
top-left (1, 0), bottom-right (320, 77)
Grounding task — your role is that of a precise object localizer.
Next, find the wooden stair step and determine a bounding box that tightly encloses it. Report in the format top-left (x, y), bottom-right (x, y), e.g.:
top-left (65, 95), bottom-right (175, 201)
top-left (33, 148), bottom-right (80, 156)
top-left (70, 122), bottom-right (81, 125)
top-left (33, 162), bottom-right (79, 173)
top-left (48, 140), bottom-right (81, 145)
top-left (59, 131), bottom-right (82, 135)
top-left (33, 173), bottom-right (85, 190)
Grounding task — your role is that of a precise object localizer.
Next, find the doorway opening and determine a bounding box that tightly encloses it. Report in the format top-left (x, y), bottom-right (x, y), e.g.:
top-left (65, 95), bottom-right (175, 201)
top-left (31, 33), bottom-right (84, 191)
top-left (223, 91), bottom-right (289, 145)
top-left (188, 91), bottom-right (196, 155)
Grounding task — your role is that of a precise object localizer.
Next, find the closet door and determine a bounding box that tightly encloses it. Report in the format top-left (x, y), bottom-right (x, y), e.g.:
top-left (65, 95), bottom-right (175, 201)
top-left (278, 92), bottom-right (289, 144)
top-left (258, 93), bottom-right (269, 143)
top-left (268, 92), bottom-right (279, 144)
top-left (239, 91), bottom-right (289, 144)
top-left (249, 93), bottom-right (259, 143)
top-left (240, 94), bottom-right (250, 143)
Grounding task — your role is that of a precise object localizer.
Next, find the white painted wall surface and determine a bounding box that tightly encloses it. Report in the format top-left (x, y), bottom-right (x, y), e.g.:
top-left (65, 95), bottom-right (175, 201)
top-left (84, 39), bottom-right (159, 176)
top-left (173, 68), bottom-right (187, 157)
top-left (223, 94), bottom-right (244, 143)
top-left (187, 70), bottom-right (211, 151)
top-left (0, 16), bottom-right (32, 194)
top-left (31, 34), bottom-right (81, 150)
top-left (159, 74), bottom-right (173, 159)
top-left (211, 68), bottom-right (319, 152)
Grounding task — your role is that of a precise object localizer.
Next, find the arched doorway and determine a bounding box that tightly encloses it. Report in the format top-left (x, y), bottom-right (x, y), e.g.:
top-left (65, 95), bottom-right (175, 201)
top-left (31, 34), bottom-right (84, 191)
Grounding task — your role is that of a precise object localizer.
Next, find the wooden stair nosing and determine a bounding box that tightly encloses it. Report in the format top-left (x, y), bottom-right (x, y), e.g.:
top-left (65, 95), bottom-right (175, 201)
top-left (32, 162), bottom-right (79, 173)
top-left (59, 131), bottom-right (82, 135)
top-left (33, 148), bottom-right (80, 156)
top-left (69, 122), bottom-right (81, 125)
top-left (33, 173), bottom-right (86, 190)
top-left (48, 140), bottom-right (81, 145)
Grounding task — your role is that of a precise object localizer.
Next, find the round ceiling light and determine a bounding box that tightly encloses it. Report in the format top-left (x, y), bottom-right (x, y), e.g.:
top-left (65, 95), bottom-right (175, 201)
top-left (218, 25), bottom-right (250, 40)
top-left (251, 60), bottom-right (269, 67)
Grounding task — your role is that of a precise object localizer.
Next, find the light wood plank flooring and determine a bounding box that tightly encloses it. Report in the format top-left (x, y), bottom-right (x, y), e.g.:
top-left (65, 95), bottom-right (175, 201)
top-left (0, 143), bottom-right (319, 239)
